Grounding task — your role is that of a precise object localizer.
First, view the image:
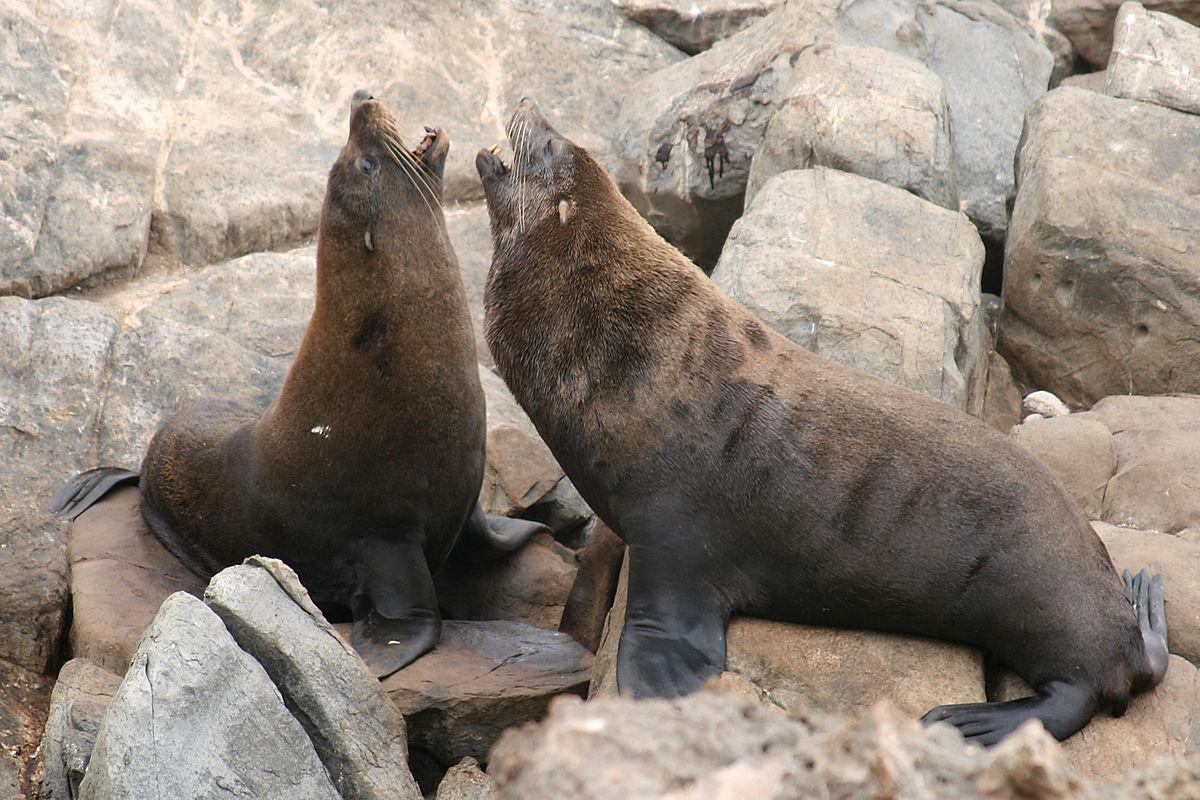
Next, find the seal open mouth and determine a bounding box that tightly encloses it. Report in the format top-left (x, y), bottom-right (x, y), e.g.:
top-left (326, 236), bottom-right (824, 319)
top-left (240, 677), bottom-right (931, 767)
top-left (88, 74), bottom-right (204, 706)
top-left (475, 97), bottom-right (555, 183)
top-left (351, 89), bottom-right (448, 176)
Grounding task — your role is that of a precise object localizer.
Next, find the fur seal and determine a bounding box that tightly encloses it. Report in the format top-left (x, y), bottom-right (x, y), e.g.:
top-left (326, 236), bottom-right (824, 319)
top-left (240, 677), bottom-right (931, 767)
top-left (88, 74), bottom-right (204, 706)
top-left (53, 91), bottom-right (547, 678)
top-left (474, 98), bottom-right (1169, 744)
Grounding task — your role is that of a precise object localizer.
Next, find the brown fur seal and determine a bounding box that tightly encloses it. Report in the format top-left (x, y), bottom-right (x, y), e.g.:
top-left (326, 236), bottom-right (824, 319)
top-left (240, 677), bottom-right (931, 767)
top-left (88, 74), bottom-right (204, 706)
top-left (52, 91), bottom-right (547, 678)
top-left (474, 98), bottom-right (1169, 744)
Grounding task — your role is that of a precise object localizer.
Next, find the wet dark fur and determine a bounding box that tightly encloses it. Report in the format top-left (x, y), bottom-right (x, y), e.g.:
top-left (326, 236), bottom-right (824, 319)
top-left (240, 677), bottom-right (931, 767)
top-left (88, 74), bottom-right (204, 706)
top-left (476, 100), bottom-right (1166, 744)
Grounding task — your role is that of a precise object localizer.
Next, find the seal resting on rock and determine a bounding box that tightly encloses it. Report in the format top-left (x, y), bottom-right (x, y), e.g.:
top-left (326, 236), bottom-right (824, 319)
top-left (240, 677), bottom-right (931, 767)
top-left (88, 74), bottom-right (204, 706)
top-left (52, 91), bottom-right (547, 678)
top-left (474, 98), bottom-right (1169, 745)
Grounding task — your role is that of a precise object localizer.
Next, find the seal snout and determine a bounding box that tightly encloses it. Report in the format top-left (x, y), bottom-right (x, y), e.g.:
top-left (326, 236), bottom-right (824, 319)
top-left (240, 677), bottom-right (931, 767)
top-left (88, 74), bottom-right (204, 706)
top-left (351, 89), bottom-right (375, 111)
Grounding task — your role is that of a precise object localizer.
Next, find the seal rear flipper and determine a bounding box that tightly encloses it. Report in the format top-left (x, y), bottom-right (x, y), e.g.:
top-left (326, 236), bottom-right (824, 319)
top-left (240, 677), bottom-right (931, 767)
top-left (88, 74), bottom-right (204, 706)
top-left (1124, 568), bottom-right (1169, 691)
top-left (451, 501), bottom-right (550, 563)
top-left (921, 680), bottom-right (1099, 745)
top-left (48, 467), bottom-right (140, 519)
top-left (350, 535), bottom-right (442, 678)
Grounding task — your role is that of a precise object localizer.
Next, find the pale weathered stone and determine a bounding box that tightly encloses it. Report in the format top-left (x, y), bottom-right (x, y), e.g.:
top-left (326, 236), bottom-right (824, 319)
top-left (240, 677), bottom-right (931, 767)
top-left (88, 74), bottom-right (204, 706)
top-left (614, 0), bottom-right (783, 54)
top-left (79, 593), bottom-right (340, 800)
top-left (1024, 390), bottom-right (1070, 418)
top-left (205, 559), bottom-right (421, 800)
top-left (1052, 0), bottom-right (1200, 67)
top-left (998, 88), bottom-right (1200, 406)
top-left (1011, 416), bottom-right (1117, 518)
top-left (747, 44), bottom-right (957, 210)
top-left (713, 168), bottom-right (987, 409)
top-left (436, 757), bottom-right (496, 800)
top-left (1105, 1), bottom-right (1200, 115)
top-left (38, 659), bottom-right (121, 800)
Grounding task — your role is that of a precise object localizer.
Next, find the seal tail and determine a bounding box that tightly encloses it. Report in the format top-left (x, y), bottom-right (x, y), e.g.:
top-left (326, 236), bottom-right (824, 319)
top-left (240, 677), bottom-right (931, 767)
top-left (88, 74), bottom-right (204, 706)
top-left (1123, 568), bottom-right (1170, 693)
top-left (48, 467), bottom-right (140, 520)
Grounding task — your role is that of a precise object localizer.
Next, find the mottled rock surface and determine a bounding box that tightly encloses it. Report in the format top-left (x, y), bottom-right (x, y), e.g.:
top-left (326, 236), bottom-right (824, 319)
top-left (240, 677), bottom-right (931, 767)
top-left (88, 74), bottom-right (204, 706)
top-left (1011, 416), bottom-right (1116, 518)
top-left (436, 757), bottom-right (496, 800)
top-left (0, 659), bottom-right (52, 800)
top-left (38, 659), bottom-right (121, 800)
top-left (79, 592), bottom-right (340, 800)
top-left (999, 88), bottom-right (1200, 406)
top-left (713, 168), bottom-right (987, 409)
top-left (205, 559), bottom-right (421, 800)
top-left (1052, 0), bottom-right (1200, 67)
top-left (1105, 1), bottom-right (1200, 115)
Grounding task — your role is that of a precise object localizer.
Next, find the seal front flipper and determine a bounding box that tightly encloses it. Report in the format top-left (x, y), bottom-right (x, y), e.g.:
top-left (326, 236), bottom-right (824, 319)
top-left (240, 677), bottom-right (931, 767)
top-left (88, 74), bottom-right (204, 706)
top-left (450, 501), bottom-right (550, 563)
top-left (616, 554), bottom-right (728, 698)
top-left (350, 535), bottom-right (442, 679)
top-left (48, 467), bottom-right (139, 519)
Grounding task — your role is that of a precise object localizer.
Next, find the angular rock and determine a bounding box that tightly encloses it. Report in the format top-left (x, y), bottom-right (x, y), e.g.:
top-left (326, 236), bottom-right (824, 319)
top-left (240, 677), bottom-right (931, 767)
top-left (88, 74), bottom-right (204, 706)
top-left (78, 592), bottom-right (340, 800)
top-left (435, 533), bottom-right (577, 631)
top-left (998, 88), bottom-right (1200, 406)
top-left (436, 757), bottom-right (495, 800)
top-left (981, 351), bottom-right (1023, 432)
top-left (0, 659), bottom-right (53, 800)
top-left (614, 0), bottom-right (783, 54)
top-left (1052, 0), bottom-right (1200, 67)
top-left (205, 558), bottom-right (421, 800)
top-left (613, 1), bottom-right (838, 266)
top-left (1061, 70), bottom-right (1111, 91)
top-left (1105, 1), bottom-right (1200, 115)
top-left (0, 490), bottom-right (70, 674)
top-left (379, 620), bottom-right (592, 767)
top-left (490, 690), bottom-right (1105, 800)
top-left (38, 659), bottom-right (121, 800)
top-left (747, 44), bottom-right (958, 210)
top-left (1094, 522), bottom-right (1200, 665)
top-left (994, 654), bottom-right (1200, 781)
top-left (712, 168), bottom-right (987, 409)
top-left (836, 0), bottom-right (1054, 247)
top-left (1103, 425), bottom-right (1200, 534)
top-left (588, 553), bottom-right (628, 698)
top-left (560, 522), bottom-right (626, 653)
top-left (67, 485), bottom-right (205, 675)
top-left (993, 0), bottom-right (1075, 86)
top-left (1010, 416), bottom-right (1117, 518)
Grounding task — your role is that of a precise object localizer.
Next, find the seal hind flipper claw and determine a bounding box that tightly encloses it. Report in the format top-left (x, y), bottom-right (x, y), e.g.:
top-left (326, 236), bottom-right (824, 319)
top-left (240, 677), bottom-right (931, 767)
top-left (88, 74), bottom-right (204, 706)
top-left (450, 502), bottom-right (550, 563)
top-left (922, 680), bottom-right (1097, 746)
top-left (48, 467), bottom-right (140, 519)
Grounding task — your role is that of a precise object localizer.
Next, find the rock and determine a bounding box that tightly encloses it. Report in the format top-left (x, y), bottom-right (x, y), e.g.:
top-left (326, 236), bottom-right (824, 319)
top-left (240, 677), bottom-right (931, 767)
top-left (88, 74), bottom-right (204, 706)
top-left (993, 0), bottom-right (1075, 86)
top-left (589, 553), bottom-right (629, 698)
top-left (981, 351), bottom-right (1024, 432)
top-left (998, 88), bottom-right (1200, 406)
top-left (446, 203), bottom-right (498, 367)
top-left (612, 0), bottom-right (838, 266)
top-left (1094, 522), bottom-right (1200, 666)
top-left (2, 2), bottom-right (680, 297)
top-left (836, 0), bottom-right (1054, 248)
top-left (436, 757), bottom-right (495, 800)
top-left (1010, 417), bottom-right (1117, 518)
top-left (1061, 70), bottom-right (1111, 91)
top-left (1024, 390), bottom-right (1070, 418)
top-left (724, 619), bottom-right (985, 716)
top-left (38, 659), bottom-right (121, 800)
top-left (0, 659), bottom-right (53, 800)
top-left (614, 0), bottom-right (783, 54)
top-left (434, 533), bottom-right (577, 630)
top-left (560, 522), bottom-right (626, 653)
top-left (712, 168), bottom-right (987, 410)
top-left (78, 592), bottom-right (340, 800)
top-left (204, 558), bottom-right (421, 800)
top-left (67, 485), bottom-right (205, 675)
top-left (1052, 0), bottom-right (1200, 67)
top-left (519, 478), bottom-right (596, 549)
top-left (489, 689), bottom-right (1107, 799)
top-left (1083, 394), bottom-right (1200, 434)
top-left (379, 620), bottom-right (592, 767)
top-left (994, 654), bottom-right (1200, 781)
top-left (747, 44), bottom-right (958, 210)
top-left (1105, 1), bottom-right (1200, 115)
top-left (0, 490), bottom-right (70, 674)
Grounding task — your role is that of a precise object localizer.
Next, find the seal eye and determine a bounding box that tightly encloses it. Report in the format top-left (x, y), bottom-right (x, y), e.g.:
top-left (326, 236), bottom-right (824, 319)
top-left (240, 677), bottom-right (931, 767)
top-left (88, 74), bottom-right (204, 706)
top-left (359, 155), bottom-right (376, 175)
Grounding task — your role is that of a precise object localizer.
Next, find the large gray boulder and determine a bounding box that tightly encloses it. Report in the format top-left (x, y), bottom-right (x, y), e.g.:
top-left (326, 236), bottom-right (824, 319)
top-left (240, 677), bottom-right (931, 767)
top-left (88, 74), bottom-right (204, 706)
top-left (1052, 0), bottom-right (1200, 67)
top-left (613, 0), bottom-right (783, 54)
top-left (1105, 1), bottom-right (1200, 116)
top-left (712, 168), bottom-right (987, 410)
top-left (1, 1), bottom-right (680, 298)
top-left (747, 44), bottom-right (957, 210)
top-left (999, 88), bottom-right (1200, 406)
top-left (835, 0), bottom-right (1054, 249)
top-left (78, 592), bottom-right (341, 800)
top-left (38, 659), bottom-right (122, 800)
top-left (205, 558), bottom-right (421, 800)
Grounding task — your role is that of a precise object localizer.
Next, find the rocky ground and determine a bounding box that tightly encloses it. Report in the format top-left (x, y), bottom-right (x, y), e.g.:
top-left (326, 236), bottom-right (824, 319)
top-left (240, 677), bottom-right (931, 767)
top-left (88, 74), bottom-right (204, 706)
top-left (3, 0), bottom-right (1200, 797)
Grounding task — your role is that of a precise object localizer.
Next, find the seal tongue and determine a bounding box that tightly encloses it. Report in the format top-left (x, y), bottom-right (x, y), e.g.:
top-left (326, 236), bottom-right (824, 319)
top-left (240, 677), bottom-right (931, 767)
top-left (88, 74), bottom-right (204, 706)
top-left (413, 128), bottom-right (437, 159)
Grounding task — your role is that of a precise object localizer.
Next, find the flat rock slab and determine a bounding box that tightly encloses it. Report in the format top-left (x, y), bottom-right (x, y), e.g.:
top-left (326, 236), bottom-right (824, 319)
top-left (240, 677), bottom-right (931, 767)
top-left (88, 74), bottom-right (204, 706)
top-left (205, 559), bottom-right (421, 800)
top-left (38, 658), bottom-right (122, 800)
top-left (67, 485), bottom-right (205, 675)
top-left (1105, 1), bottom-right (1200, 115)
top-left (712, 167), bottom-right (987, 410)
top-left (0, 659), bottom-right (53, 800)
top-left (995, 654), bottom-right (1200, 782)
top-left (79, 592), bottom-right (340, 800)
top-left (998, 88), bottom-right (1200, 406)
top-left (377, 620), bottom-right (593, 767)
